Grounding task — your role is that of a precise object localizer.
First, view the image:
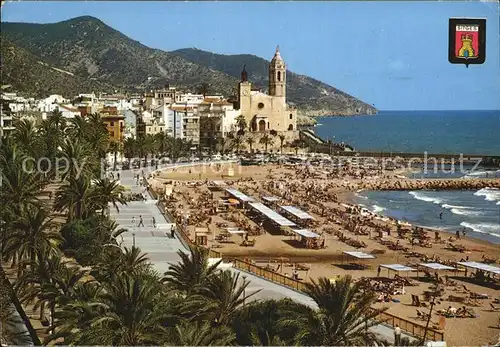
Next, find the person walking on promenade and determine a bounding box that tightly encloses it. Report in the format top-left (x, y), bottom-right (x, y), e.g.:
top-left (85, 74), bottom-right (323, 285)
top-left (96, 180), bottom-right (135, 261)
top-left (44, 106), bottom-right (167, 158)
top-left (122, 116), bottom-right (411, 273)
top-left (131, 216), bottom-right (136, 226)
top-left (394, 324), bottom-right (401, 346)
top-left (152, 216), bottom-right (156, 228)
top-left (170, 224), bottom-right (175, 238)
top-left (138, 215), bottom-right (144, 227)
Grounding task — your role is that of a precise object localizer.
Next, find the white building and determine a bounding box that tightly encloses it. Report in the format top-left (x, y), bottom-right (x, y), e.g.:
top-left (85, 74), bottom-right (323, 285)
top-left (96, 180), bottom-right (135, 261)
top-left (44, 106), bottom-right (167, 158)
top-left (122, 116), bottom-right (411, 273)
top-left (177, 93), bottom-right (204, 105)
top-left (37, 94), bottom-right (69, 113)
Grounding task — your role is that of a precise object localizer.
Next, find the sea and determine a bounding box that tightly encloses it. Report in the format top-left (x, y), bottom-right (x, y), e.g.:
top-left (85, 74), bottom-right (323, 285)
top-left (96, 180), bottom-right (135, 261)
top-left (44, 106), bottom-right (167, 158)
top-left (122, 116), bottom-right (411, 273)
top-left (315, 110), bottom-right (500, 243)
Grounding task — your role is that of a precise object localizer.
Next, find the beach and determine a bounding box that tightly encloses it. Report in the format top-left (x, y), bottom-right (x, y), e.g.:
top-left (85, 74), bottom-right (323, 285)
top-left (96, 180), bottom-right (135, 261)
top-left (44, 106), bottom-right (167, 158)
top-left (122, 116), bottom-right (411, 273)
top-left (148, 161), bottom-right (500, 346)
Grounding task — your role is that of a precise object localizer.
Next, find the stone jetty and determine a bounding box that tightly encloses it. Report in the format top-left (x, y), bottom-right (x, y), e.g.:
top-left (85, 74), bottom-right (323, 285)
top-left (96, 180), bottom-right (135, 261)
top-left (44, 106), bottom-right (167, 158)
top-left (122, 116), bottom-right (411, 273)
top-left (358, 178), bottom-right (500, 191)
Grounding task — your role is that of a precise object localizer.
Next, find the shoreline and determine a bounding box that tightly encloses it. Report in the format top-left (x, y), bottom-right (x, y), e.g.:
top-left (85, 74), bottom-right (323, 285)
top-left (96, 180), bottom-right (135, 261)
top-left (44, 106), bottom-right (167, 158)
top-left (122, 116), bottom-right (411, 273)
top-left (346, 190), bottom-right (499, 247)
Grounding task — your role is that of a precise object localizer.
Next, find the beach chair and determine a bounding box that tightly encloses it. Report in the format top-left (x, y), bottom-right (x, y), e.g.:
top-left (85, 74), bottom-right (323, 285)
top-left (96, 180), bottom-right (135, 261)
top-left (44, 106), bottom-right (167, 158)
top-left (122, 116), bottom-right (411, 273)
top-left (448, 295), bottom-right (466, 303)
top-left (490, 303), bottom-right (500, 312)
top-left (416, 309), bottom-right (429, 321)
top-left (470, 292), bottom-right (488, 299)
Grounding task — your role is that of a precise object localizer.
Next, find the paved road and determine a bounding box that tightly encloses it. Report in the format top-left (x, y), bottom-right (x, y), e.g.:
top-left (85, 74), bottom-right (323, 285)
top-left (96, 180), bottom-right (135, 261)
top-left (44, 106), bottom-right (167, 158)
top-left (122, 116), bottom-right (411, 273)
top-left (111, 162), bottom-right (417, 345)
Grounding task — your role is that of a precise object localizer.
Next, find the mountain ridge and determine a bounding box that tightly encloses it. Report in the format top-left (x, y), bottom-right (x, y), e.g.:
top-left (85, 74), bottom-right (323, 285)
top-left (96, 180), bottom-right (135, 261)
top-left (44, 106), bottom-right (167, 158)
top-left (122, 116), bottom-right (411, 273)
top-left (1, 16), bottom-right (377, 116)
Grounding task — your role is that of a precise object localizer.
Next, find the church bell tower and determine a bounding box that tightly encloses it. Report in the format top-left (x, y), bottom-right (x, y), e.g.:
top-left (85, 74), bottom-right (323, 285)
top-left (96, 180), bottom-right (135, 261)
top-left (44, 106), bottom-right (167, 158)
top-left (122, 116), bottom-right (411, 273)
top-left (268, 46), bottom-right (286, 99)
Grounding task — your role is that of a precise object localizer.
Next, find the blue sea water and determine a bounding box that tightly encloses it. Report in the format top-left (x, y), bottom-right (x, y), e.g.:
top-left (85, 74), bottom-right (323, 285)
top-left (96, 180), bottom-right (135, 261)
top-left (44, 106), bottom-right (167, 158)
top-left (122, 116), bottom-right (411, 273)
top-left (315, 110), bottom-right (500, 155)
top-left (315, 110), bottom-right (500, 243)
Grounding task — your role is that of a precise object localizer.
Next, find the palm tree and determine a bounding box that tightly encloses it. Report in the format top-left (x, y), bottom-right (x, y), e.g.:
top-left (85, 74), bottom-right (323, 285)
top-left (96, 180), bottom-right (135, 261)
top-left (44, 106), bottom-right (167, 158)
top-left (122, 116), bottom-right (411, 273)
top-left (85, 113), bottom-right (110, 159)
top-left (90, 177), bottom-right (126, 215)
top-left (284, 276), bottom-right (382, 346)
top-left (197, 82), bottom-right (210, 97)
top-left (246, 136), bottom-right (255, 153)
top-left (0, 141), bottom-right (46, 212)
top-left (48, 109), bottom-right (67, 135)
top-left (135, 135), bottom-right (152, 167)
top-left (232, 135), bottom-right (243, 154)
top-left (235, 115), bottom-right (247, 132)
top-left (115, 246), bottom-right (151, 276)
top-left (146, 133), bottom-right (158, 162)
top-left (230, 298), bottom-right (308, 345)
top-left (202, 270), bottom-right (257, 325)
top-left (170, 320), bottom-right (235, 346)
top-left (54, 176), bottom-right (93, 221)
top-left (76, 273), bottom-right (170, 345)
top-left (250, 330), bottom-right (289, 346)
top-left (59, 137), bottom-right (92, 181)
top-left (278, 134), bottom-right (286, 154)
top-left (108, 141), bottom-right (122, 171)
top-left (12, 118), bottom-right (38, 157)
top-left (259, 134), bottom-right (274, 154)
top-left (4, 207), bottom-right (61, 274)
top-left (290, 139), bottom-right (303, 155)
top-left (68, 114), bottom-right (89, 140)
top-left (123, 137), bottom-right (137, 162)
top-left (15, 249), bottom-right (65, 325)
top-left (163, 246), bottom-right (221, 295)
top-left (46, 281), bottom-right (103, 345)
top-left (155, 131), bottom-right (172, 156)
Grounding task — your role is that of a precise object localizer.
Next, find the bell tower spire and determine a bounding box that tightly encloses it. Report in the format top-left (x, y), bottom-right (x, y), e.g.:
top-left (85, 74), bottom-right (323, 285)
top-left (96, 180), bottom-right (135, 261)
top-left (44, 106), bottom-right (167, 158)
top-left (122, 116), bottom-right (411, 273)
top-left (268, 45), bottom-right (286, 99)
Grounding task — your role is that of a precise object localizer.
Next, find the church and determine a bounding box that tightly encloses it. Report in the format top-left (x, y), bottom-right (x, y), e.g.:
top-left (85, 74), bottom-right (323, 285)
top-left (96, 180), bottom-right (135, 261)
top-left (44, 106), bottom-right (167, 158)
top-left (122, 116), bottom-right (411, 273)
top-left (237, 47), bottom-right (297, 133)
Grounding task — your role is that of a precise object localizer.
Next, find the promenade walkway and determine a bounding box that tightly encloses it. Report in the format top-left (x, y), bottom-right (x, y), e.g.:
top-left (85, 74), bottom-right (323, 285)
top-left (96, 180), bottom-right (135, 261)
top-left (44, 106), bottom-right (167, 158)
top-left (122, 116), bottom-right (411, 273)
top-left (111, 162), bottom-right (416, 344)
top-left (109, 167), bottom-right (183, 273)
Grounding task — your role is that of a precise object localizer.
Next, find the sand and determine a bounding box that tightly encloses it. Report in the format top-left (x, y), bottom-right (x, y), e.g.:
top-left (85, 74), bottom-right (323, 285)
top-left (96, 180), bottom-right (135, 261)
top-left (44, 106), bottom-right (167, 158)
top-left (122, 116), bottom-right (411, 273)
top-left (150, 162), bottom-right (500, 346)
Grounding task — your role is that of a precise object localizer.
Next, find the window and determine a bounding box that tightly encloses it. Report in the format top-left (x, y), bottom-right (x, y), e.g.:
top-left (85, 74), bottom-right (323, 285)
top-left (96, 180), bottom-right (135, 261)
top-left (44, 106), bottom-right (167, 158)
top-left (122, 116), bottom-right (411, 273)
top-left (277, 71), bottom-right (281, 81)
top-left (258, 102), bottom-right (264, 109)
top-left (110, 131), bottom-right (115, 137)
top-left (110, 121), bottom-right (114, 126)
top-left (289, 113), bottom-right (293, 119)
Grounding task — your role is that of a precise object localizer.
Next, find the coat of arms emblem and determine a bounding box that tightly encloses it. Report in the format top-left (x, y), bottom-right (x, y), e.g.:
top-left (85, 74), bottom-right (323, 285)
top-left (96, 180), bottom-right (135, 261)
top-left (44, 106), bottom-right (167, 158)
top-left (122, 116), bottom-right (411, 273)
top-left (449, 18), bottom-right (486, 67)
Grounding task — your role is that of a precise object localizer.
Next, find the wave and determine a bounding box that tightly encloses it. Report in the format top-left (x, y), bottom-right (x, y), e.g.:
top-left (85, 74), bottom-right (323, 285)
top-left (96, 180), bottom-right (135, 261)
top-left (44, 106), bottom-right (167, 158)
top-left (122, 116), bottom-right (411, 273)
top-left (441, 204), bottom-right (484, 216)
top-left (450, 208), bottom-right (483, 216)
top-left (372, 205), bottom-right (386, 214)
top-left (465, 171), bottom-right (488, 177)
top-left (441, 204), bottom-right (467, 209)
top-left (460, 222), bottom-right (500, 238)
top-left (474, 187), bottom-right (500, 202)
top-left (409, 191), bottom-right (443, 204)
top-left (355, 193), bottom-right (369, 200)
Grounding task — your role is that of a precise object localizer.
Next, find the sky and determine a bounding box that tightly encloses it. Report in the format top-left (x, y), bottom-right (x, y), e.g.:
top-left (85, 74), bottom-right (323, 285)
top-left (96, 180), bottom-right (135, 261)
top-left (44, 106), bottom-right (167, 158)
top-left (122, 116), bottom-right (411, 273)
top-left (2, 1), bottom-right (500, 111)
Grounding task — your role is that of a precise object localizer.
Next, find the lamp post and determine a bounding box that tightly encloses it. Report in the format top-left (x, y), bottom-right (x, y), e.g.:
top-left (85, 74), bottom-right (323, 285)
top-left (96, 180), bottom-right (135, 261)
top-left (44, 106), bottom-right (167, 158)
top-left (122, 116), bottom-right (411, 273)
top-left (132, 232), bottom-right (136, 247)
top-left (242, 275), bottom-right (247, 307)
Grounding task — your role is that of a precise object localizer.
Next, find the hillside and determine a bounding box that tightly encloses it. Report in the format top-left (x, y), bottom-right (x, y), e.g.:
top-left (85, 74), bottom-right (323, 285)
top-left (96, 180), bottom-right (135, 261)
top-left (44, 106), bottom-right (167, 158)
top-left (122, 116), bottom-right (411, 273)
top-left (0, 37), bottom-right (114, 98)
top-left (1, 16), bottom-right (377, 116)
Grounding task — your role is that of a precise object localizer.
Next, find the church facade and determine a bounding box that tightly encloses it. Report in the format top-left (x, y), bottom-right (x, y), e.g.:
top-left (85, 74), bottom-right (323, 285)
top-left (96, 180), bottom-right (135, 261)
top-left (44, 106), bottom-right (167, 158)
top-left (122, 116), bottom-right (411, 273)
top-left (237, 47), bottom-right (297, 133)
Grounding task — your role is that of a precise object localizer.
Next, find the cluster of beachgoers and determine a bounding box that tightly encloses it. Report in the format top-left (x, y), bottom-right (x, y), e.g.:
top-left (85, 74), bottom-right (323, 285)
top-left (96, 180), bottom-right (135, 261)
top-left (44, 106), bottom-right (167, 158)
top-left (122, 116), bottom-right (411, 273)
top-left (147, 160), bottom-right (500, 346)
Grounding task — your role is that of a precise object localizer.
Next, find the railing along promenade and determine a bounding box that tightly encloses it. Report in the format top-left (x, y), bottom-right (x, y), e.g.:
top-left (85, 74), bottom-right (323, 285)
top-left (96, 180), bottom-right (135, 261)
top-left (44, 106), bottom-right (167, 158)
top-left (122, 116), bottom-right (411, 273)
top-left (143, 168), bottom-right (444, 342)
